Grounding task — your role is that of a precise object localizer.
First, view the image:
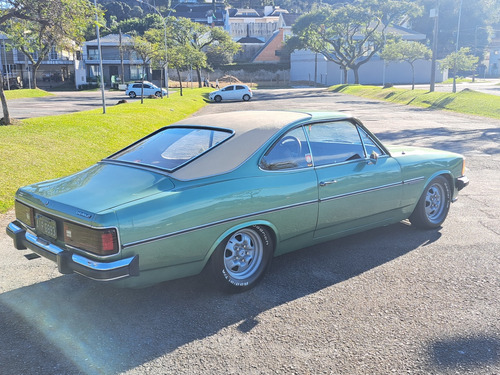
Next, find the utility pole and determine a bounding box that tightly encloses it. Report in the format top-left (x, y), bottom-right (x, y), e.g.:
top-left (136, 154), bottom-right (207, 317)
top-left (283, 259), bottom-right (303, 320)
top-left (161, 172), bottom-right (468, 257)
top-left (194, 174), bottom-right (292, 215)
top-left (430, 0), bottom-right (439, 92)
top-left (94, 0), bottom-right (106, 113)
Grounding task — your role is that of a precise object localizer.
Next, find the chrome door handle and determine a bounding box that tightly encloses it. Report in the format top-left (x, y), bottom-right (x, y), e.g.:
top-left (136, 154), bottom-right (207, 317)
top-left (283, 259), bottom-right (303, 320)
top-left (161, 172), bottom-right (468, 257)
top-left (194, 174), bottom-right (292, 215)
top-left (319, 180), bottom-right (337, 187)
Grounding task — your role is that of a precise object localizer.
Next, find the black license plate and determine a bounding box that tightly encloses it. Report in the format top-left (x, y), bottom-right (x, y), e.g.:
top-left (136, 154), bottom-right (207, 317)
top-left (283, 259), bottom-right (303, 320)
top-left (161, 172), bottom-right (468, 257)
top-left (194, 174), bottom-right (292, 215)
top-left (35, 214), bottom-right (57, 239)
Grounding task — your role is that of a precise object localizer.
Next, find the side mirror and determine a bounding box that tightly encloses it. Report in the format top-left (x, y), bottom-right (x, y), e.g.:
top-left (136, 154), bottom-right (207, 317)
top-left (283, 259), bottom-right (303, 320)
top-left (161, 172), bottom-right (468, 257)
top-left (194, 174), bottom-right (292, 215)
top-left (368, 151), bottom-right (379, 165)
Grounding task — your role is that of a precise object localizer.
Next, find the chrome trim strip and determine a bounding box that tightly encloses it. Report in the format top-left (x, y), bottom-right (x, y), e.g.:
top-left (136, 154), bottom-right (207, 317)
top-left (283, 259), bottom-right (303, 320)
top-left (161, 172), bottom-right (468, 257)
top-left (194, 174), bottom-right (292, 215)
top-left (319, 181), bottom-right (402, 203)
top-left (403, 176), bottom-right (425, 185)
top-left (123, 199), bottom-right (318, 248)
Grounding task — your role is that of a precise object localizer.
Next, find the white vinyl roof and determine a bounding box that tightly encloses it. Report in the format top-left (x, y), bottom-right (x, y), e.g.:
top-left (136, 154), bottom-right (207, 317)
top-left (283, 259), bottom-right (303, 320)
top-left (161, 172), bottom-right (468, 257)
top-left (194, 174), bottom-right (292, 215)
top-left (170, 111), bottom-right (312, 180)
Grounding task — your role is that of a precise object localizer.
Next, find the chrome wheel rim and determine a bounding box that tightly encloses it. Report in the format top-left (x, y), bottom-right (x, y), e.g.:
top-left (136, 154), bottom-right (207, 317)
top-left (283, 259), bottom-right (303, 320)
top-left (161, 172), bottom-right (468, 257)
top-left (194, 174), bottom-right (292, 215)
top-left (223, 229), bottom-right (263, 280)
top-left (425, 183), bottom-right (445, 224)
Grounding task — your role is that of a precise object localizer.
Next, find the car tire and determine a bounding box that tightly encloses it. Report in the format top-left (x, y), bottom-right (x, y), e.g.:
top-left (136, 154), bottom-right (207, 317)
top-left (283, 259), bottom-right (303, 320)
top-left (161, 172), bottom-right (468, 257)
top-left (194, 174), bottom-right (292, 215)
top-left (243, 94), bottom-right (251, 101)
top-left (155, 91), bottom-right (161, 97)
top-left (209, 225), bottom-right (273, 293)
top-left (214, 95), bottom-right (222, 103)
top-left (409, 176), bottom-right (451, 229)
top-left (129, 91), bottom-right (137, 98)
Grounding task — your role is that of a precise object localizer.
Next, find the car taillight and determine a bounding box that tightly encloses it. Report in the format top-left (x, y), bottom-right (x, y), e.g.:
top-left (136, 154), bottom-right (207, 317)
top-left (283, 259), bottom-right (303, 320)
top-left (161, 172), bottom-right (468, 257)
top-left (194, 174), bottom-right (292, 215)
top-left (64, 222), bottom-right (119, 256)
top-left (15, 201), bottom-right (35, 227)
top-left (462, 159), bottom-right (466, 176)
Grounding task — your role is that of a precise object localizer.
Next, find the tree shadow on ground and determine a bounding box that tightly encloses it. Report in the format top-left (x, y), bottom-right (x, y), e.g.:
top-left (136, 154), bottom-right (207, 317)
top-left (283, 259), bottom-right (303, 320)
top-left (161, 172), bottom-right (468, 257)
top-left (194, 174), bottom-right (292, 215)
top-left (428, 335), bottom-right (500, 372)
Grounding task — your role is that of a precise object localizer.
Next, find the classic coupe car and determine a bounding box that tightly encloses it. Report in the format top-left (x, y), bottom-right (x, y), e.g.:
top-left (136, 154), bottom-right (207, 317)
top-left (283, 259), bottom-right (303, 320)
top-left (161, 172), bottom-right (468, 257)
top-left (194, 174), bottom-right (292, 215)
top-left (7, 111), bottom-right (468, 292)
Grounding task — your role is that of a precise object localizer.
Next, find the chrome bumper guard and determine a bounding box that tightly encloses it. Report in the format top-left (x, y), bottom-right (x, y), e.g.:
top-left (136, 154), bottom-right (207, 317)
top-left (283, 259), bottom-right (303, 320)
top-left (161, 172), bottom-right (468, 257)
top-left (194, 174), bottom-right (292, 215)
top-left (6, 221), bottom-right (139, 281)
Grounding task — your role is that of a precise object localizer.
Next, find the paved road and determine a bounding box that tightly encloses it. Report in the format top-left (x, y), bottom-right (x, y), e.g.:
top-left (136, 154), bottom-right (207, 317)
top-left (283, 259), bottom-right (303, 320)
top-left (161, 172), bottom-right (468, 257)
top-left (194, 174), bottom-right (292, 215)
top-left (1, 89), bottom-right (499, 374)
top-left (6, 90), bottom-right (131, 119)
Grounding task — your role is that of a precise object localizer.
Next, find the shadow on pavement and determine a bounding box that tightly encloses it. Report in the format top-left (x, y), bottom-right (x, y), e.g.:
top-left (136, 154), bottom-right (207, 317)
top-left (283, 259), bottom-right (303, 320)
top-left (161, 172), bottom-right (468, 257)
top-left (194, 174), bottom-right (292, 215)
top-left (0, 222), bottom-right (441, 374)
top-left (428, 335), bottom-right (500, 371)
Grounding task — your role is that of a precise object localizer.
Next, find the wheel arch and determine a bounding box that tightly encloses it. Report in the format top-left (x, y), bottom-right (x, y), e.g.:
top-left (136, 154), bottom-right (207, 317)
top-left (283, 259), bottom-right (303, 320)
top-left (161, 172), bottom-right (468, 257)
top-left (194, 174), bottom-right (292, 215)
top-left (203, 220), bottom-right (278, 265)
top-left (423, 170), bottom-right (454, 193)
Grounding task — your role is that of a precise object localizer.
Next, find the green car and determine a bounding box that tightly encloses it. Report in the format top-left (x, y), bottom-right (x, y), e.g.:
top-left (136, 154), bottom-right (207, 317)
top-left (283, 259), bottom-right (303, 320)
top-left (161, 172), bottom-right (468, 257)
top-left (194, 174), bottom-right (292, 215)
top-left (6, 111), bottom-right (469, 292)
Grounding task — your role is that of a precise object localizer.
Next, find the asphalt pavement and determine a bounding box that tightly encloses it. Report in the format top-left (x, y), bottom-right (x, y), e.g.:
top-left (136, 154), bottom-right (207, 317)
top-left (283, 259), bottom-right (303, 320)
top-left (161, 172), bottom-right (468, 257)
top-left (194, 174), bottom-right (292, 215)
top-left (1, 88), bottom-right (499, 374)
top-left (5, 89), bottom-right (127, 119)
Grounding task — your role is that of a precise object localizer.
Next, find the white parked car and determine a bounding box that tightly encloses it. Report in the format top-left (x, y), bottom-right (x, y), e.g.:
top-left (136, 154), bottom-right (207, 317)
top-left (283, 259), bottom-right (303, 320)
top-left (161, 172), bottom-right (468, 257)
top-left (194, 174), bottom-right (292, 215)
top-left (209, 84), bottom-right (253, 102)
top-left (125, 81), bottom-right (167, 98)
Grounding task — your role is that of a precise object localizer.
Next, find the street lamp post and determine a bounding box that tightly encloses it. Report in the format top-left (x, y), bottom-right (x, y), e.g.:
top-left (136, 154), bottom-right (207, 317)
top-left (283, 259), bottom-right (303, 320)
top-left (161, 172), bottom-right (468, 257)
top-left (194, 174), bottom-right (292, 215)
top-left (430, 0), bottom-right (440, 92)
top-left (94, 0), bottom-right (106, 113)
top-left (455, 0), bottom-right (463, 52)
top-left (138, 0), bottom-right (169, 98)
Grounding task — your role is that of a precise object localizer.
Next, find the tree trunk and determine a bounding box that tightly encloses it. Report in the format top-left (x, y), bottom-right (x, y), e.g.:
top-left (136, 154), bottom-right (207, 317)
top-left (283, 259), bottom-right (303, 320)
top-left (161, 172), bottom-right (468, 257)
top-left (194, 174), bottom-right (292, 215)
top-left (411, 63), bottom-right (415, 90)
top-left (353, 67), bottom-right (360, 84)
top-left (0, 75), bottom-right (11, 125)
top-left (196, 68), bottom-right (202, 88)
top-left (343, 68), bottom-right (348, 84)
top-left (176, 69), bottom-right (183, 96)
top-left (32, 65), bottom-right (39, 89)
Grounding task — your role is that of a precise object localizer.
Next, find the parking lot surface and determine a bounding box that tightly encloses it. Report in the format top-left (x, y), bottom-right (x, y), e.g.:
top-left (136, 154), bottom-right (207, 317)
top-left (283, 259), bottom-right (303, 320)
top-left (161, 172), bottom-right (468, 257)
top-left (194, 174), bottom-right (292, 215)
top-left (1, 88), bottom-right (499, 374)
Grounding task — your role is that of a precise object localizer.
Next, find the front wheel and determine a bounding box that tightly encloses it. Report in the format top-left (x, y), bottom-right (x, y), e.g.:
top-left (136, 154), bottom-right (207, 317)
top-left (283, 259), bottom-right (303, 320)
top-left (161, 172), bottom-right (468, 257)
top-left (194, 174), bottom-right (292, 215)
top-left (409, 176), bottom-right (451, 229)
top-left (214, 95), bottom-right (222, 103)
top-left (209, 226), bottom-right (273, 293)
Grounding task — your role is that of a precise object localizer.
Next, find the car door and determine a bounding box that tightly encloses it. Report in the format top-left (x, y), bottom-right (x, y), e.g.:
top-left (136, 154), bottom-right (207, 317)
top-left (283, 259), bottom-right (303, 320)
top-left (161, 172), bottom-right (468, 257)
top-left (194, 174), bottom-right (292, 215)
top-left (142, 84), bottom-right (153, 95)
top-left (259, 127), bottom-right (319, 253)
top-left (234, 85), bottom-right (246, 100)
top-left (307, 120), bottom-right (403, 239)
top-left (222, 85), bottom-right (236, 100)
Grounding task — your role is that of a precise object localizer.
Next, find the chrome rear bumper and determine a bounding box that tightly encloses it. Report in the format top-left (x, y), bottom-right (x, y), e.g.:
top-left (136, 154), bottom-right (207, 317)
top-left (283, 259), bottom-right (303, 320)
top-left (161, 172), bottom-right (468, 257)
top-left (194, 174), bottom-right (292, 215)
top-left (6, 221), bottom-right (139, 281)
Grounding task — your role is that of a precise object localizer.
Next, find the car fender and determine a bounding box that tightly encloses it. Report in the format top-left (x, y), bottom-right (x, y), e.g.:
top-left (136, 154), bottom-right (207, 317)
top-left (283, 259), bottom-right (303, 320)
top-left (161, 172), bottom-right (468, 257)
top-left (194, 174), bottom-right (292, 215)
top-left (203, 220), bottom-right (279, 263)
top-left (407, 169), bottom-right (455, 214)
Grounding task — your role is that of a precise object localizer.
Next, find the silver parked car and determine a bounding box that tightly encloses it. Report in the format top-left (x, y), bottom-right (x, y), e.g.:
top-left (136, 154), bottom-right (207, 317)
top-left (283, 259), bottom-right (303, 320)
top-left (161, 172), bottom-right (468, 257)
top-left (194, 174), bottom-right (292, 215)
top-left (125, 81), bottom-right (167, 98)
top-left (209, 84), bottom-right (253, 102)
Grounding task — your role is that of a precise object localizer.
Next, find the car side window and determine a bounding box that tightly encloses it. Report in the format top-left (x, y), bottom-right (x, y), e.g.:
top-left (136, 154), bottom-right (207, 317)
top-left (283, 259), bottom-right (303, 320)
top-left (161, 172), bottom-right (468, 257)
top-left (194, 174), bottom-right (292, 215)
top-left (358, 127), bottom-right (384, 156)
top-left (307, 121), bottom-right (366, 166)
top-left (235, 85), bottom-right (244, 90)
top-left (222, 86), bottom-right (234, 91)
top-left (260, 127), bottom-right (311, 170)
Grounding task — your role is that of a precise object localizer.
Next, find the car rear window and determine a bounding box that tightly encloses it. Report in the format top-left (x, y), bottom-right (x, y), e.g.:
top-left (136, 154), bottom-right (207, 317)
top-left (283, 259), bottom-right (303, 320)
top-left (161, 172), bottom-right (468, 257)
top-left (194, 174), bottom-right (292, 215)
top-left (107, 126), bottom-right (234, 171)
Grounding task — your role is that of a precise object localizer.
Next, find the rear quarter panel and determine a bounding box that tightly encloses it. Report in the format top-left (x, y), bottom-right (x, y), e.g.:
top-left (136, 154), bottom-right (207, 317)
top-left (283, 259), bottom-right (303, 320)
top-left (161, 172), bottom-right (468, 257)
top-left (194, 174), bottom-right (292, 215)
top-left (114, 166), bottom-right (319, 281)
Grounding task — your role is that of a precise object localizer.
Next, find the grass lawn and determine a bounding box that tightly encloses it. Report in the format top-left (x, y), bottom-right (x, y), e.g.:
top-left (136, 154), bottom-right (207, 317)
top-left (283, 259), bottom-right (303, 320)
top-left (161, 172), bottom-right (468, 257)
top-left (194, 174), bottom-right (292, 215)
top-left (4, 88), bottom-right (54, 100)
top-left (0, 88), bottom-right (211, 213)
top-left (330, 84), bottom-right (500, 119)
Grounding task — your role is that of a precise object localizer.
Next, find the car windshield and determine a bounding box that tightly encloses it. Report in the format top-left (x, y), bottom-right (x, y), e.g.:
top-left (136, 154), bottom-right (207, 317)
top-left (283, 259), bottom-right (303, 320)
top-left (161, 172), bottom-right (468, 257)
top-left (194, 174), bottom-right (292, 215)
top-left (107, 126), bottom-right (233, 171)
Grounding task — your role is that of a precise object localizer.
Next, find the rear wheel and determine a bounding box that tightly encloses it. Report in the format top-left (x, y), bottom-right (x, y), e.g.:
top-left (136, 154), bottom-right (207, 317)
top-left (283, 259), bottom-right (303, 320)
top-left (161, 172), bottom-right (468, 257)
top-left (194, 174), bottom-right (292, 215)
top-left (243, 94), bottom-right (251, 101)
top-left (409, 176), bottom-right (451, 229)
top-left (209, 226), bottom-right (273, 293)
top-left (214, 95), bottom-right (222, 103)
top-left (128, 91), bottom-right (137, 98)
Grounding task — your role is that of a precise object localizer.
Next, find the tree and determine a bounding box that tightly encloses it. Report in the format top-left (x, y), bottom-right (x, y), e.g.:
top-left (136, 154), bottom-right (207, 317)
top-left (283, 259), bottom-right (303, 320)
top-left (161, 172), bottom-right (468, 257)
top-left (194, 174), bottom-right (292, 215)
top-left (412, 0), bottom-right (500, 60)
top-left (440, 47), bottom-right (479, 93)
top-left (127, 35), bottom-right (156, 103)
top-left (0, 0), bottom-right (95, 125)
top-left (287, 0), bottom-right (421, 84)
top-left (167, 17), bottom-right (239, 88)
top-left (143, 28), bottom-right (167, 95)
top-left (5, 0), bottom-right (95, 89)
top-left (380, 40), bottom-right (432, 89)
top-left (204, 27), bottom-right (241, 70)
top-left (168, 44), bottom-right (206, 96)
